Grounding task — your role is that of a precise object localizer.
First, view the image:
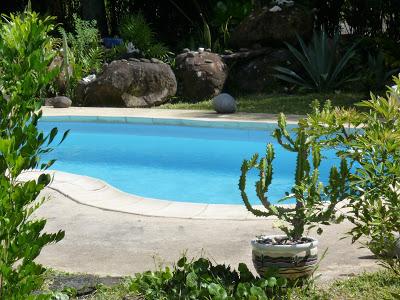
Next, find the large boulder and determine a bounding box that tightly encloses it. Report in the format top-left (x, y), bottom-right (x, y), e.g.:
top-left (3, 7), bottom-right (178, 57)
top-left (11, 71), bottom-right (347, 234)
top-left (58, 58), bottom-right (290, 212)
top-left (230, 5), bottom-right (313, 48)
top-left (77, 59), bottom-right (177, 107)
top-left (223, 48), bottom-right (293, 93)
top-left (175, 50), bottom-right (227, 102)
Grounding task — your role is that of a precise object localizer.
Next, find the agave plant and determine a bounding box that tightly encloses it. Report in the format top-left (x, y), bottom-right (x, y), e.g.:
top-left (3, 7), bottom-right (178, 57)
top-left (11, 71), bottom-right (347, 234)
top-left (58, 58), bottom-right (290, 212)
top-left (365, 51), bottom-right (399, 91)
top-left (274, 31), bottom-right (358, 92)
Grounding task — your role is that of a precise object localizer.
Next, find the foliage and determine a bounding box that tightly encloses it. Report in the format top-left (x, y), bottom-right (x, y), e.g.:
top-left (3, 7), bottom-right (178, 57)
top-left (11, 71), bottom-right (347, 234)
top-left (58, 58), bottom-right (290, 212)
top-left (118, 13), bottom-right (171, 61)
top-left (307, 76), bottom-right (400, 273)
top-left (66, 14), bottom-right (104, 75)
top-left (129, 255), bottom-right (287, 300)
top-left (0, 10), bottom-right (68, 299)
top-left (364, 52), bottom-right (399, 91)
top-left (274, 30), bottom-right (358, 92)
top-left (239, 111), bottom-right (350, 241)
top-left (204, 0), bottom-right (253, 52)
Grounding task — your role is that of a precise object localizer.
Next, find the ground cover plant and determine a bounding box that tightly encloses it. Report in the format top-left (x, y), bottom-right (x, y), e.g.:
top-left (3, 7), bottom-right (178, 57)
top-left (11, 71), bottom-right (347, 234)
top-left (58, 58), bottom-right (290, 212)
top-left (44, 267), bottom-right (400, 300)
top-left (0, 10), bottom-right (68, 299)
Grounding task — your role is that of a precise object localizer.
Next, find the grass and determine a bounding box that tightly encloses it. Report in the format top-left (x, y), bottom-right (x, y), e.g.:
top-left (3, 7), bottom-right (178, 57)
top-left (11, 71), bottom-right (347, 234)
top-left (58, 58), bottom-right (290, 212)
top-left (48, 269), bottom-right (400, 299)
top-left (320, 270), bottom-right (400, 300)
top-left (160, 92), bottom-right (368, 115)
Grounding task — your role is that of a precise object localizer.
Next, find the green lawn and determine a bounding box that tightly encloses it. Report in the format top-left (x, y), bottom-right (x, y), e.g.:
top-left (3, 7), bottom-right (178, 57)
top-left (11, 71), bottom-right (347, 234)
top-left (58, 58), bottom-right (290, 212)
top-left (46, 269), bottom-right (400, 300)
top-left (160, 92), bottom-right (368, 115)
top-left (318, 270), bottom-right (400, 300)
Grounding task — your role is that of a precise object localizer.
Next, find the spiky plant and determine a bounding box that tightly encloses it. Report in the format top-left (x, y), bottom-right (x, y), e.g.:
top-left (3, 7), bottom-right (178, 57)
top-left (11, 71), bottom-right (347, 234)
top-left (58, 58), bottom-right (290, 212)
top-left (274, 30), bottom-right (358, 92)
top-left (239, 113), bottom-right (350, 241)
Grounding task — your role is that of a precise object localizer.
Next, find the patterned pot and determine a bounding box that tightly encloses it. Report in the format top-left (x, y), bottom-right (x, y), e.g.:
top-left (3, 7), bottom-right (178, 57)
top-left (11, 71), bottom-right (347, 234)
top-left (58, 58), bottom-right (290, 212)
top-left (251, 235), bottom-right (318, 280)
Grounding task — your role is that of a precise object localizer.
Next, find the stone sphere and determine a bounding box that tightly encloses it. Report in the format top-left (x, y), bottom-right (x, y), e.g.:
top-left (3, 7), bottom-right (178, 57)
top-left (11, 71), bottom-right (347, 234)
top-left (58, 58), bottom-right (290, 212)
top-left (212, 93), bottom-right (237, 114)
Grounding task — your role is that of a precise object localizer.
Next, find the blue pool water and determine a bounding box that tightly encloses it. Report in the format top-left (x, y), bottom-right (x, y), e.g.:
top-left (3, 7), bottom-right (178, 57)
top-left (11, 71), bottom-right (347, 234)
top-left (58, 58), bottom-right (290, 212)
top-left (39, 119), bottom-right (338, 205)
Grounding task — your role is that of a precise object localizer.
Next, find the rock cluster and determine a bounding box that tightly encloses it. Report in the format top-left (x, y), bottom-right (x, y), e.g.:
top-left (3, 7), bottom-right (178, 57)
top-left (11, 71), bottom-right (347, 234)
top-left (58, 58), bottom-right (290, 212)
top-left (220, 4), bottom-right (312, 94)
top-left (230, 5), bottom-right (313, 48)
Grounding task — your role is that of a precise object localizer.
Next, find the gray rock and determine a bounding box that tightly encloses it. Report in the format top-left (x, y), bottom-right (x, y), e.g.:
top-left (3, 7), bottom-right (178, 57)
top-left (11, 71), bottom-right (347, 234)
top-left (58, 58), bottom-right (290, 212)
top-left (175, 51), bottom-right (227, 102)
top-left (212, 93), bottom-right (237, 114)
top-left (47, 273), bottom-right (123, 298)
top-left (182, 48), bottom-right (190, 53)
top-left (45, 96), bottom-right (72, 108)
top-left (230, 6), bottom-right (313, 48)
top-left (76, 59), bottom-right (177, 107)
top-left (151, 58), bottom-right (162, 63)
top-left (224, 48), bottom-right (292, 93)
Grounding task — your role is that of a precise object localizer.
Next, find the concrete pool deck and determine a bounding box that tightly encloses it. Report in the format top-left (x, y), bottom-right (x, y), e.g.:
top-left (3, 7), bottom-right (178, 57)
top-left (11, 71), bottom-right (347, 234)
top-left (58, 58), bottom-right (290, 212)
top-left (31, 107), bottom-right (378, 281)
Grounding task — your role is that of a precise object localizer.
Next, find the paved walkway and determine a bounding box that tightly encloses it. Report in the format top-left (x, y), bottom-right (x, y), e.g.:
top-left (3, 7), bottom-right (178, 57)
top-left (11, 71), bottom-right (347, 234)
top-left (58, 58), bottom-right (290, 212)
top-left (32, 107), bottom-right (378, 282)
top-left (36, 188), bottom-right (377, 283)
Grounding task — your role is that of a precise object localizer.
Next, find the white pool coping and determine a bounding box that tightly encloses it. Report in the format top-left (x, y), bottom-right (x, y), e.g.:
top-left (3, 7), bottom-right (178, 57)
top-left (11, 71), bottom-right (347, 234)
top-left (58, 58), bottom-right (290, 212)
top-left (20, 170), bottom-right (270, 220)
top-left (36, 107), bottom-right (301, 220)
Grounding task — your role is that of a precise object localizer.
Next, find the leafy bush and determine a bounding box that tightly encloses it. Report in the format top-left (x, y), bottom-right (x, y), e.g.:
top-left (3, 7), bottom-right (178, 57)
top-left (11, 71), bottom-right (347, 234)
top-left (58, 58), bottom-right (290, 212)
top-left (274, 31), bottom-right (358, 92)
top-left (129, 255), bottom-right (287, 300)
top-left (0, 10), bottom-right (68, 299)
top-left (239, 112), bottom-right (350, 241)
top-left (64, 14), bottom-right (104, 77)
top-left (307, 76), bottom-right (400, 274)
top-left (118, 13), bottom-right (171, 61)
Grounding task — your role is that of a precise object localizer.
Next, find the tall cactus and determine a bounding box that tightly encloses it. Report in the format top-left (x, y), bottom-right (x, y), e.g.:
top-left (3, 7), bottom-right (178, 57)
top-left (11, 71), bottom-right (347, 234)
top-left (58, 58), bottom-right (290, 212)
top-left (239, 113), bottom-right (350, 241)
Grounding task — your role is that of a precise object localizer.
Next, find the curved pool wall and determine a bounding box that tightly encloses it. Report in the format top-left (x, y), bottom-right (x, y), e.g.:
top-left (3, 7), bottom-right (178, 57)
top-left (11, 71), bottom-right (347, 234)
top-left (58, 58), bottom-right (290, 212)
top-left (39, 116), bottom-right (338, 205)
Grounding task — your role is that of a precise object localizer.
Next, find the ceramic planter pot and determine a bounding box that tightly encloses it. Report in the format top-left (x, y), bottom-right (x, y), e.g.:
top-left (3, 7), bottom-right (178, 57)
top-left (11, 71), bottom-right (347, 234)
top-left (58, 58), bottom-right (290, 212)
top-left (251, 235), bottom-right (318, 280)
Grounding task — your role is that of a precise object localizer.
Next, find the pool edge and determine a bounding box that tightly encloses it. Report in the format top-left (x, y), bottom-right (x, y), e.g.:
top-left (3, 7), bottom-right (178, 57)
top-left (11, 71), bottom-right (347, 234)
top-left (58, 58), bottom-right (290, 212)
top-left (20, 170), bottom-right (277, 220)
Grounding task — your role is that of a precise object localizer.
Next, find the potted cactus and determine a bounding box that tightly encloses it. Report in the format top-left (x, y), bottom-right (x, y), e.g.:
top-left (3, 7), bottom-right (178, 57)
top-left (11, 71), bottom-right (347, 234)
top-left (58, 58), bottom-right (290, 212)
top-left (239, 114), bottom-right (350, 280)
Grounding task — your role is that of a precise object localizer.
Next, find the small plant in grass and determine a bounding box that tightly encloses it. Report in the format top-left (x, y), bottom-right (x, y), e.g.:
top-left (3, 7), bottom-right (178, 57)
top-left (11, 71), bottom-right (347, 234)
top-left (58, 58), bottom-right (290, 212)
top-left (0, 10), bottom-right (68, 299)
top-left (239, 114), bottom-right (350, 241)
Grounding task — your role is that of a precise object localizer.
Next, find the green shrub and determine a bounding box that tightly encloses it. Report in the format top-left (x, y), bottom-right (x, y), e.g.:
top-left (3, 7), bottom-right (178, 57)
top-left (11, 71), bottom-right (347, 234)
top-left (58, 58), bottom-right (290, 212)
top-left (129, 255), bottom-right (287, 300)
top-left (64, 14), bottom-right (104, 77)
top-left (274, 31), bottom-right (358, 92)
top-left (0, 10), bottom-right (68, 299)
top-left (308, 76), bottom-right (400, 274)
top-left (118, 13), bottom-right (171, 61)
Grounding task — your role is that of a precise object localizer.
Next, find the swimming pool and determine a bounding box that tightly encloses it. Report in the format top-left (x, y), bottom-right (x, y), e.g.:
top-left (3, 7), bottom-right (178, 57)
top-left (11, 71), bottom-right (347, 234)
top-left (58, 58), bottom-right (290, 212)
top-left (39, 117), bottom-right (337, 205)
